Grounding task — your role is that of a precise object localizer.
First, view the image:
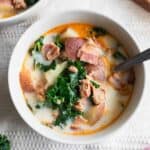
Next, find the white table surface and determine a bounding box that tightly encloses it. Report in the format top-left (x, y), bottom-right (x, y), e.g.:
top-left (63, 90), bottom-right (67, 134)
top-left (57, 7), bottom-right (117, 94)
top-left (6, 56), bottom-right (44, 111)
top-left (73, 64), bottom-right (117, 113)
top-left (0, 0), bottom-right (150, 149)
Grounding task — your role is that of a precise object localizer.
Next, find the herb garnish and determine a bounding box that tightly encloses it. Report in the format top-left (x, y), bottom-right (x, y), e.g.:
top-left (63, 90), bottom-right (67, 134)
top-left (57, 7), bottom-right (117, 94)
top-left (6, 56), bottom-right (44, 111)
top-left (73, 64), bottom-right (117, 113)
top-left (54, 35), bottom-right (64, 49)
top-left (35, 60), bottom-right (57, 72)
top-left (29, 36), bottom-right (44, 55)
top-left (49, 60), bottom-right (57, 70)
top-left (29, 37), bottom-right (57, 72)
top-left (44, 60), bottom-right (86, 127)
top-left (90, 80), bottom-right (100, 88)
top-left (90, 26), bottom-right (107, 37)
top-left (0, 134), bottom-right (10, 150)
top-left (113, 51), bottom-right (127, 60)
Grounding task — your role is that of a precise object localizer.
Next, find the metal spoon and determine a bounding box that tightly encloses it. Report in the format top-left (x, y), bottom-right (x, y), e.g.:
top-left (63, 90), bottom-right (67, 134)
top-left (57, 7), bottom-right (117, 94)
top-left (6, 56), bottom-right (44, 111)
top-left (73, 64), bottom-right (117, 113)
top-left (114, 48), bottom-right (150, 72)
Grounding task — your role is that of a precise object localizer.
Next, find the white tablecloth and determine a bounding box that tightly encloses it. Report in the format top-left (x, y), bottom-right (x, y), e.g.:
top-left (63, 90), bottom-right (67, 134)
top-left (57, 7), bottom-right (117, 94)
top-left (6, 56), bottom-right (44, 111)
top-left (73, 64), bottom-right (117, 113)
top-left (0, 0), bottom-right (150, 149)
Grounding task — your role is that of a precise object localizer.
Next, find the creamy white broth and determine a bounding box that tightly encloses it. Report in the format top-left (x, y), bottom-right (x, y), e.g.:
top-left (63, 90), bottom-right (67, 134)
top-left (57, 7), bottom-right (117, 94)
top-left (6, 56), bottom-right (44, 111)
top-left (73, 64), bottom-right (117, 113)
top-left (20, 23), bottom-right (134, 135)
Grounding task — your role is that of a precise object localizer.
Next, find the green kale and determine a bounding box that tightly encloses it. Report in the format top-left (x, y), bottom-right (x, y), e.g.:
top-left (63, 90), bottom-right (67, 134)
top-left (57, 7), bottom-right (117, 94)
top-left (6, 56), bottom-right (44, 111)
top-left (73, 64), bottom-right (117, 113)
top-left (44, 60), bottom-right (87, 127)
top-left (90, 26), bottom-right (107, 37)
top-left (29, 36), bottom-right (44, 55)
top-left (68, 60), bottom-right (87, 80)
top-left (49, 60), bottom-right (57, 70)
top-left (90, 80), bottom-right (100, 88)
top-left (113, 51), bottom-right (127, 60)
top-left (0, 135), bottom-right (10, 150)
top-left (54, 108), bottom-right (82, 127)
top-left (54, 35), bottom-right (64, 50)
top-left (35, 60), bottom-right (57, 72)
top-left (25, 0), bottom-right (39, 6)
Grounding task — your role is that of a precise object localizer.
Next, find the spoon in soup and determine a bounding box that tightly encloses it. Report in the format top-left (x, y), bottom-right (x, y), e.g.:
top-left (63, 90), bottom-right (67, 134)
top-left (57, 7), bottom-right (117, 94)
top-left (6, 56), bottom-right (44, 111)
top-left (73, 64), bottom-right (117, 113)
top-left (114, 48), bottom-right (150, 71)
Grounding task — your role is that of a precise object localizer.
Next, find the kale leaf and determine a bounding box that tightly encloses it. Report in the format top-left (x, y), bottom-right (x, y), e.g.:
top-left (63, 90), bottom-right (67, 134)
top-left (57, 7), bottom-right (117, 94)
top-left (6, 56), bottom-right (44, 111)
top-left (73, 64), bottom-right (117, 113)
top-left (45, 60), bottom-right (86, 127)
top-left (35, 60), bottom-right (57, 72)
top-left (54, 35), bottom-right (64, 50)
top-left (0, 134), bottom-right (10, 150)
top-left (29, 36), bottom-right (44, 55)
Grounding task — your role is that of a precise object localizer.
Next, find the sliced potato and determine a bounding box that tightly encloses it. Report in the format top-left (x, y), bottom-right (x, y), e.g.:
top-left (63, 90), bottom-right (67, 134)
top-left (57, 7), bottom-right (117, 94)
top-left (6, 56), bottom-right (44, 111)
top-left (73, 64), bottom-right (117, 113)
top-left (61, 28), bottom-right (79, 39)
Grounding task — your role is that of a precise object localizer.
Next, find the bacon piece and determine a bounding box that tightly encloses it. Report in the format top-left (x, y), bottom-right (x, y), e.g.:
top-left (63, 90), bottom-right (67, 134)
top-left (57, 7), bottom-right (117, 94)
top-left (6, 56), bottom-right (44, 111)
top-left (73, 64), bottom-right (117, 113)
top-left (42, 43), bottom-right (60, 61)
top-left (86, 57), bottom-right (108, 82)
top-left (20, 68), bottom-right (34, 92)
top-left (80, 79), bottom-right (91, 98)
top-left (65, 38), bottom-right (85, 60)
top-left (68, 66), bottom-right (78, 73)
top-left (77, 39), bottom-right (101, 65)
top-left (12, 0), bottom-right (27, 9)
top-left (92, 87), bottom-right (106, 105)
top-left (85, 102), bottom-right (105, 125)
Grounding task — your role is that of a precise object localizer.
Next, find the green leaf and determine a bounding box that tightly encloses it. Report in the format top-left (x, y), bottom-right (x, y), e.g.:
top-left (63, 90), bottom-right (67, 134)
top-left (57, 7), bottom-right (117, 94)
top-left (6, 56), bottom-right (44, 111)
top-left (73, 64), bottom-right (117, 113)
top-left (90, 80), bottom-right (100, 88)
top-left (44, 60), bottom-right (87, 126)
top-left (54, 35), bottom-right (64, 49)
top-left (29, 36), bottom-right (44, 55)
top-left (49, 60), bottom-right (57, 70)
top-left (35, 60), bottom-right (57, 72)
top-left (0, 135), bottom-right (10, 150)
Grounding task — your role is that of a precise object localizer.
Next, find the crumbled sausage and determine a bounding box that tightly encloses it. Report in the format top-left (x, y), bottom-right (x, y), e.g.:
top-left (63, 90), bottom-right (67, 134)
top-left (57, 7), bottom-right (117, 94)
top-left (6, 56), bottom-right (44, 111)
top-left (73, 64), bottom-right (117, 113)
top-left (74, 101), bottom-right (84, 112)
top-left (35, 81), bottom-right (46, 101)
top-left (80, 79), bottom-right (91, 98)
top-left (12, 0), bottom-right (27, 9)
top-left (68, 66), bottom-right (78, 73)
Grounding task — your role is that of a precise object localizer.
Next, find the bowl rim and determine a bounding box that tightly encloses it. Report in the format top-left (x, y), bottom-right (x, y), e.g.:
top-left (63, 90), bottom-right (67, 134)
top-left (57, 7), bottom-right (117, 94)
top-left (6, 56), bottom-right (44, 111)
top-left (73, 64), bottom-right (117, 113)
top-left (8, 9), bottom-right (145, 144)
top-left (0, 0), bottom-right (43, 24)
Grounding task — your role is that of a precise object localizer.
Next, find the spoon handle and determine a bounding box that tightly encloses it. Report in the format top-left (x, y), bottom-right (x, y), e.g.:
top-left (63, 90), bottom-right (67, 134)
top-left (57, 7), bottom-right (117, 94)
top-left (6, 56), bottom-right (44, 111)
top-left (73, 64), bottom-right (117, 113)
top-left (114, 48), bottom-right (150, 71)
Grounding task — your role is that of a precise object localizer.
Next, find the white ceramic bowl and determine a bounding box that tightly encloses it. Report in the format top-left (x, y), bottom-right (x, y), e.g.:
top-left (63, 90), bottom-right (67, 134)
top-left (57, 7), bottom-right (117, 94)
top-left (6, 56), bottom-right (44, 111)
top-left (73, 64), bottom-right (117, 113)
top-left (8, 10), bottom-right (145, 144)
top-left (0, 0), bottom-right (49, 25)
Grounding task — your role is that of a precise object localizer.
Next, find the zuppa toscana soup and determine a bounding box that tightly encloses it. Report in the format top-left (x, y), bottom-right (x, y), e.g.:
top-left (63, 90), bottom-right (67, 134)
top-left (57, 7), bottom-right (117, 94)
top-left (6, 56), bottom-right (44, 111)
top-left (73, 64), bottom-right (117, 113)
top-left (0, 0), bottom-right (39, 19)
top-left (20, 23), bottom-right (135, 135)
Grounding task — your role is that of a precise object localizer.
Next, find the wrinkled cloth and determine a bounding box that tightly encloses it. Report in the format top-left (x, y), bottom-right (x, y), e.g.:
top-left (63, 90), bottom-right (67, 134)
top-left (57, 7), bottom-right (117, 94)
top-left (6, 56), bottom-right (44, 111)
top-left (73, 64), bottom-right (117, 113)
top-left (0, 0), bottom-right (150, 149)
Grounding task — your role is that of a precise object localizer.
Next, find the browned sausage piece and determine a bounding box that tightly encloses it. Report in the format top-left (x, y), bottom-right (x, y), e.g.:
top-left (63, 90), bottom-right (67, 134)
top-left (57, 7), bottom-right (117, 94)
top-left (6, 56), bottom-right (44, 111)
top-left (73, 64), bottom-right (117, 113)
top-left (12, 0), bottom-right (27, 9)
top-left (79, 79), bottom-right (91, 98)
